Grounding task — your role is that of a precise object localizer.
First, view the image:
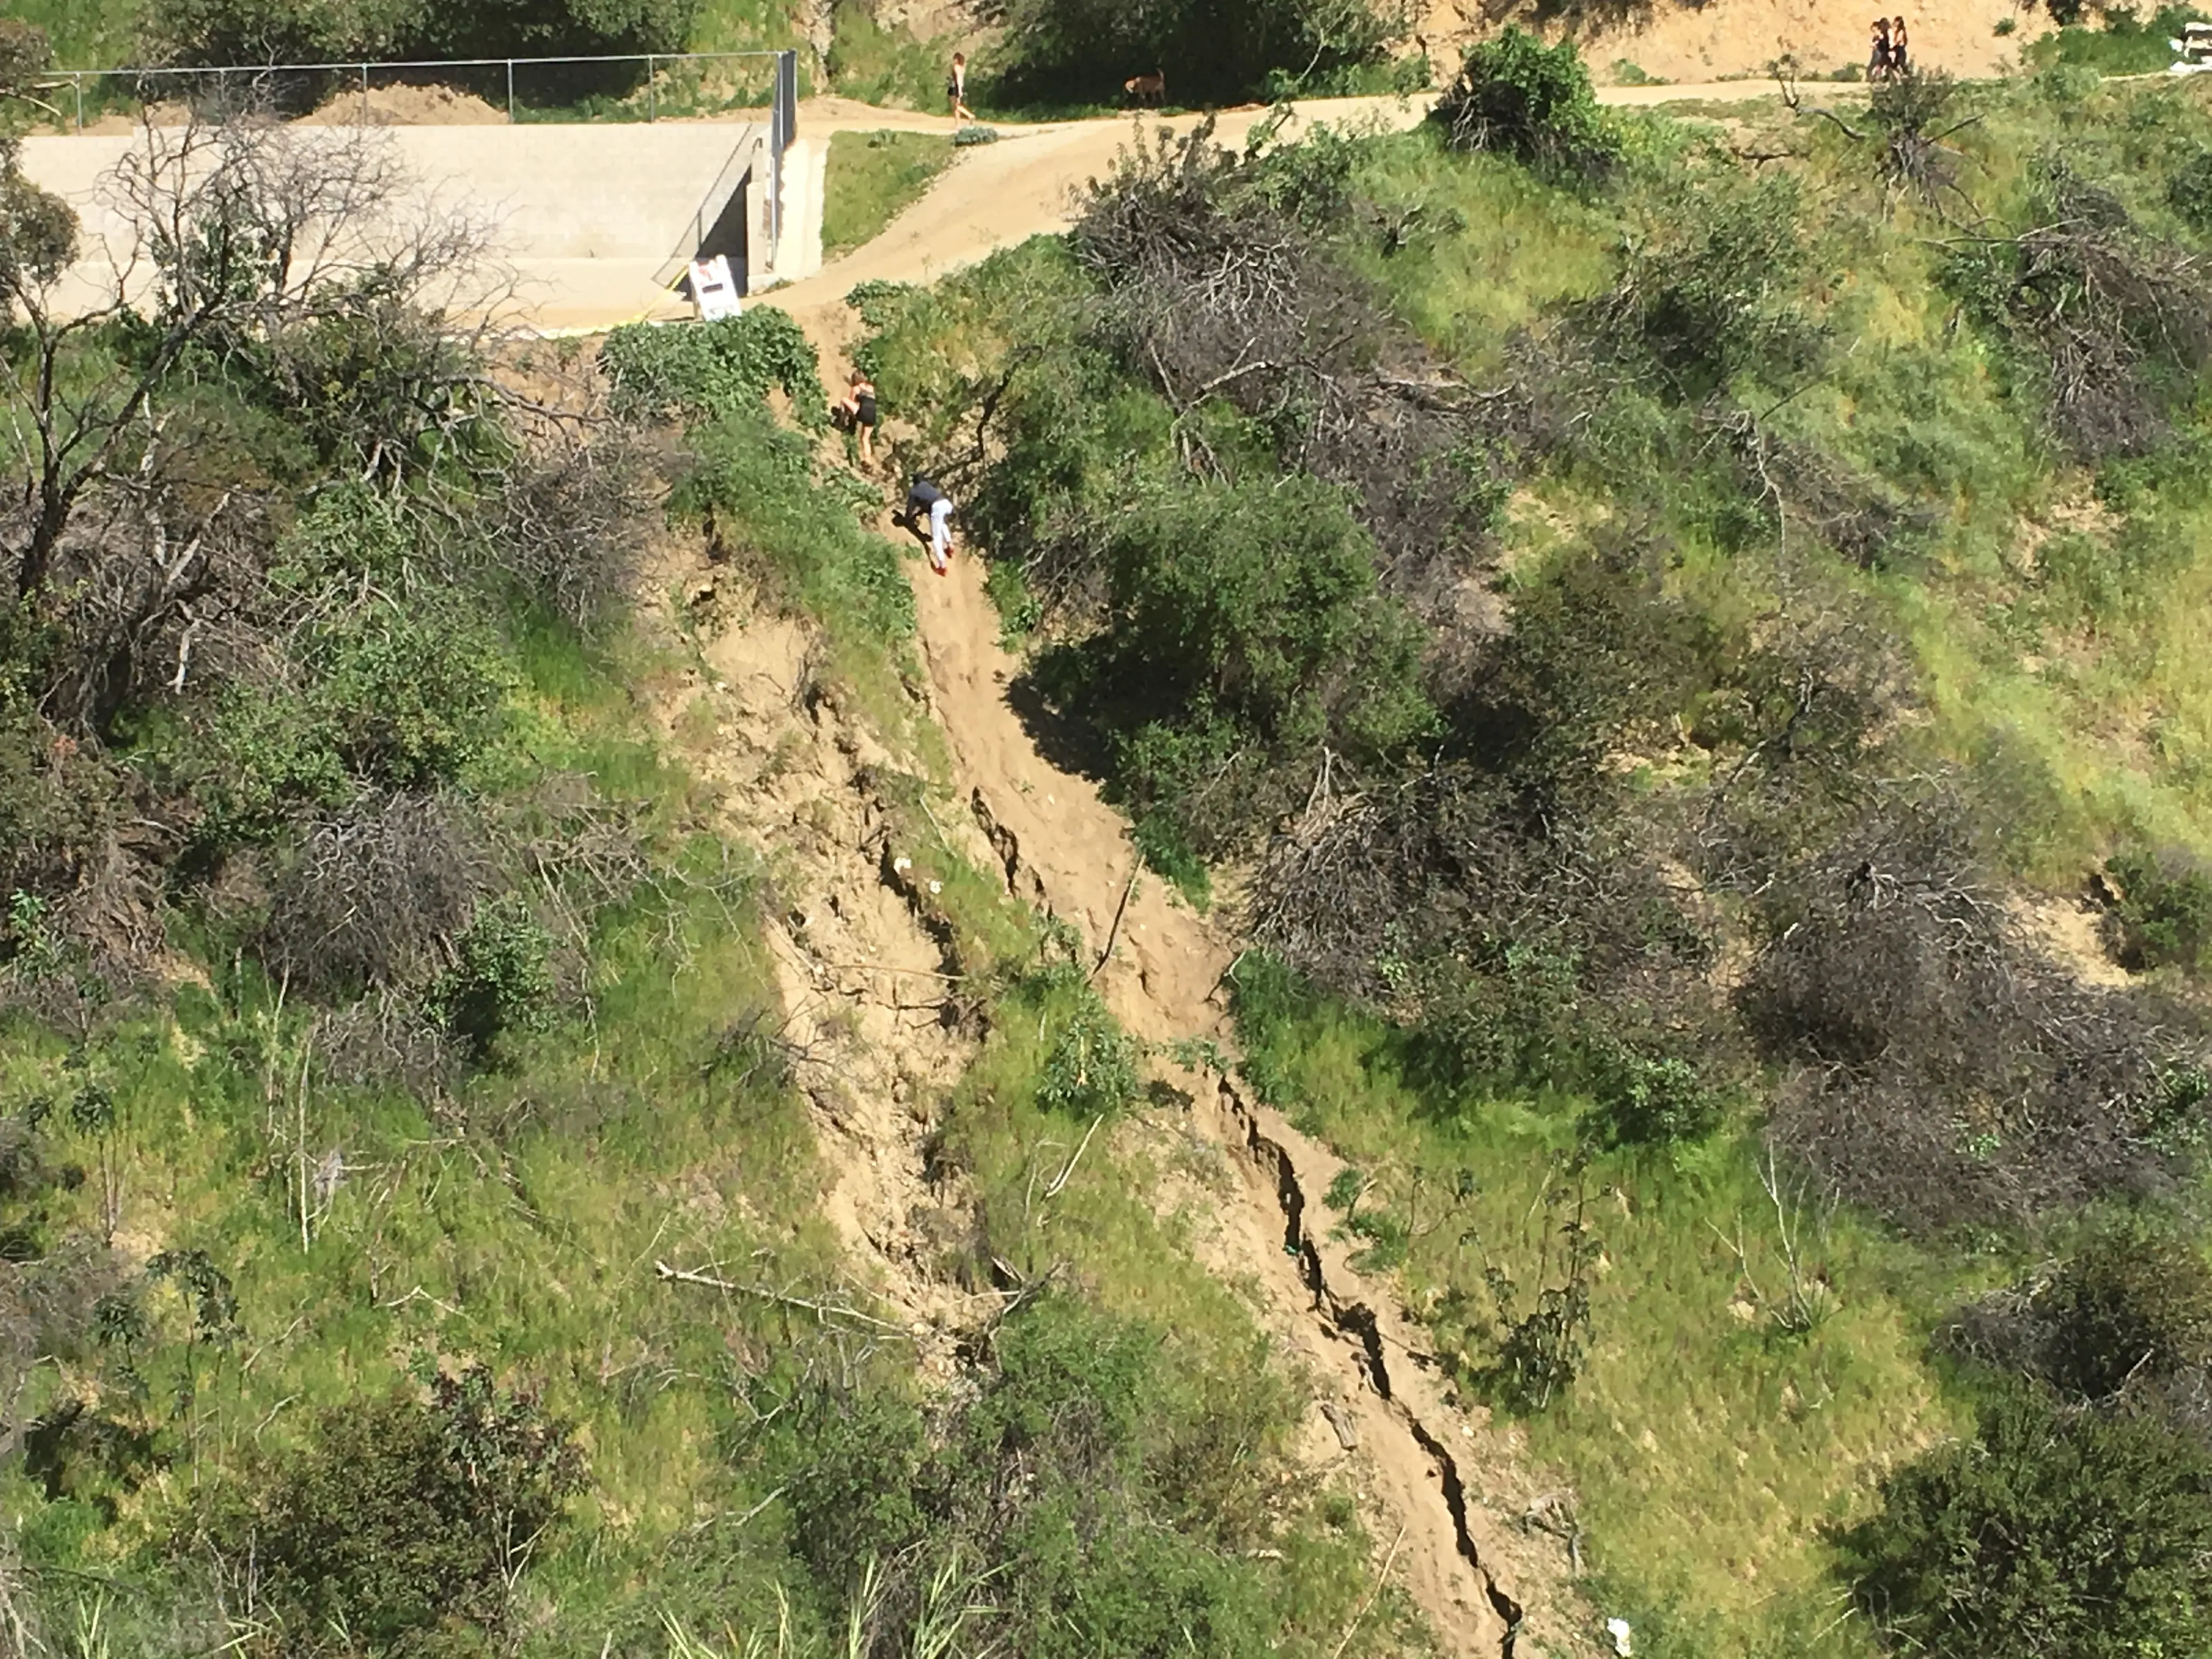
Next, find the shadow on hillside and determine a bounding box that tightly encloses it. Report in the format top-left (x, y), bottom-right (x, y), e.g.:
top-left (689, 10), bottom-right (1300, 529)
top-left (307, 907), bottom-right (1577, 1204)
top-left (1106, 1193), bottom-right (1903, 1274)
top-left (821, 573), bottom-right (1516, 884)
top-left (1003, 667), bottom-right (1119, 785)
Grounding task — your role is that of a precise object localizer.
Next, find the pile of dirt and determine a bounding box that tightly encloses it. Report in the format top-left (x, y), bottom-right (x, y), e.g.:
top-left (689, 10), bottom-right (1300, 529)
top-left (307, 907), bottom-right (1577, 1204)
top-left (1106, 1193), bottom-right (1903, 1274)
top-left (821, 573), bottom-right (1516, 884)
top-left (302, 81), bottom-right (508, 126)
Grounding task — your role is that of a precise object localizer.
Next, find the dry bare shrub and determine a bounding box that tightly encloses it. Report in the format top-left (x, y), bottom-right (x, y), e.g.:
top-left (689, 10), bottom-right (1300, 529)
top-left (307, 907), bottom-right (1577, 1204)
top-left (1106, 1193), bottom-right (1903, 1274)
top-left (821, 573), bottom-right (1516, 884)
top-left (492, 428), bottom-right (656, 631)
top-left (256, 791), bottom-right (492, 998)
top-left (1247, 755), bottom-right (1717, 1086)
top-left (1744, 791), bottom-right (2210, 1229)
top-left (1945, 153), bottom-right (2212, 460)
top-left (1700, 403), bottom-right (1937, 570)
top-left (32, 471), bottom-right (282, 737)
top-left (1068, 119), bottom-right (1509, 615)
top-left (310, 988), bottom-right (464, 1096)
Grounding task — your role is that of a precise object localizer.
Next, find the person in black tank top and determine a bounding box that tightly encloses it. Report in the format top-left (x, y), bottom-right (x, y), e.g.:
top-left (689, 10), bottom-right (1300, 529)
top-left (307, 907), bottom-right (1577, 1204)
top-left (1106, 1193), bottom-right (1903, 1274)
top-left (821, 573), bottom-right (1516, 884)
top-left (833, 368), bottom-right (880, 467)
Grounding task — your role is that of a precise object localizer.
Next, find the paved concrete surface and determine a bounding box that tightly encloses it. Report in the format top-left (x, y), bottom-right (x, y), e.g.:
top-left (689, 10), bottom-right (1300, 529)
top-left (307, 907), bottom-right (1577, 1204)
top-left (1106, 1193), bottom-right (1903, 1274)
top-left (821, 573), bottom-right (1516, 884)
top-left (21, 120), bottom-right (783, 330)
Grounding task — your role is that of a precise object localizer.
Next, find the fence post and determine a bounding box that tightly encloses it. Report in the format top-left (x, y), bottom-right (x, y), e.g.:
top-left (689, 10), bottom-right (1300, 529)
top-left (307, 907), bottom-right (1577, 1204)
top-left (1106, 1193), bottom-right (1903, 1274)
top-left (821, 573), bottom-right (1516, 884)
top-left (506, 59), bottom-right (515, 122)
top-left (361, 63), bottom-right (370, 124)
top-left (647, 55), bottom-right (657, 122)
top-left (73, 73), bottom-right (83, 132)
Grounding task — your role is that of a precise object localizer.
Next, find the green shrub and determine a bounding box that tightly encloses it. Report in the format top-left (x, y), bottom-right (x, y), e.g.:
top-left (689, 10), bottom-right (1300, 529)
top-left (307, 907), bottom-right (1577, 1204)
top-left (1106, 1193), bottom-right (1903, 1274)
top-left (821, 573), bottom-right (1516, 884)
top-left (987, 0), bottom-right (1408, 106)
top-left (1432, 29), bottom-right (1618, 174)
top-left (674, 407), bottom-right (914, 644)
top-left (1841, 1389), bottom-right (2212, 1659)
top-left (2169, 140), bottom-right (2212, 233)
top-left (1581, 1050), bottom-right (1725, 1152)
top-left (186, 690), bottom-right (351, 850)
top-left (189, 1365), bottom-right (584, 1657)
top-left (312, 597), bottom-right (509, 789)
top-left (1034, 474), bottom-right (1433, 855)
top-left (2027, 3), bottom-right (2208, 75)
top-left (779, 1295), bottom-right (1288, 1659)
top-left (2045, 1225), bottom-right (2212, 1399)
top-left (1036, 994), bottom-right (1142, 1119)
top-left (425, 895), bottom-right (556, 1057)
top-left (226, 488), bottom-right (512, 808)
top-left (601, 310), bottom-right (827, 426)
top-left (2104, 845), bottom-right (2212, 974)
top-left (150, 0), bottom-right (693, 69)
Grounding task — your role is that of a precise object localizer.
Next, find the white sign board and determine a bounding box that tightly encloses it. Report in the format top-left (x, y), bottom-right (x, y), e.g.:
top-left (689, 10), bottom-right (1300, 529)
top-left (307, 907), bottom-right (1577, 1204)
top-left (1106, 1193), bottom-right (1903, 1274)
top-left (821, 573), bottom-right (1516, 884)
top-left (690, 256), bottom-right (741, 321)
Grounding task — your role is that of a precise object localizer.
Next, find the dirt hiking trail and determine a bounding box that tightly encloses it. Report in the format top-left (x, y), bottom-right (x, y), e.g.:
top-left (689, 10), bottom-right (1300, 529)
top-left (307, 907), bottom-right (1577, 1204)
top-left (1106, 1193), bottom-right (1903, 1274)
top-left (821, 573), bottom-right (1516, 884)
top-left (748, 60), bottom-right (1957, 1652)
top-left (768, 80), bottom-right (1858, 332)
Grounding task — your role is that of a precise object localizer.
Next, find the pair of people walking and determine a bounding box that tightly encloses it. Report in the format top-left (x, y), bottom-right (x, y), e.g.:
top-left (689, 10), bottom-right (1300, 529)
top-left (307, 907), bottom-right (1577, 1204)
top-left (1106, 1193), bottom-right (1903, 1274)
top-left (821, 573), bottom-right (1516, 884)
top-left (1870, 16), bottom-right (1911, 80)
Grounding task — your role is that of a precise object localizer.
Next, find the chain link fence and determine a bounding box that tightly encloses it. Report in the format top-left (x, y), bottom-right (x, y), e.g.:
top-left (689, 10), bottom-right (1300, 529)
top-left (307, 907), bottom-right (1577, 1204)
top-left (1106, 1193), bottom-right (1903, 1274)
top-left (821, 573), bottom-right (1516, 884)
top-left (33, 47), bottom-right (799, 132)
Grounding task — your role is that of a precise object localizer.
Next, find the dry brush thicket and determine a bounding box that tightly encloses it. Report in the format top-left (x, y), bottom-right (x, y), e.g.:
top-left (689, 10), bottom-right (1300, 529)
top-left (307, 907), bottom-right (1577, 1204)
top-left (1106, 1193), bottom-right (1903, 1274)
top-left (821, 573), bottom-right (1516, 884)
top-left (995, 112), bottom-right (2212, 1224)
top-left (0, 99), bottom-right (661, 1047)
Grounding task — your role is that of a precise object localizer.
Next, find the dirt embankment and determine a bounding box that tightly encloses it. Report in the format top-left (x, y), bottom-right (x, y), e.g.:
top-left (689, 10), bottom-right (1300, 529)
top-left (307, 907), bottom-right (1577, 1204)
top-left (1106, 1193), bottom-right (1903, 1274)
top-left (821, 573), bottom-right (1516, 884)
top-left (638, 422), bottom-right (1602, 1655)
top-left (1420, 0), bottom-right (2051, 84)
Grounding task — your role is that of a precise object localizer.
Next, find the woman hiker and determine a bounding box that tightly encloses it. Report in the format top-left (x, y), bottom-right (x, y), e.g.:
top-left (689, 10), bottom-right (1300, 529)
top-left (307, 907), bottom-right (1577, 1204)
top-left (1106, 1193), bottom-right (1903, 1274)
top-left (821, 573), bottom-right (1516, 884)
top-left (949, 53), bottom-right (974, 123)
top-left (833, 368), bottom-right (879, 469)
top-left (906, 477), bottom-right (956, 575)
top-left (1869, 16), bottom-right (1892, 81)
top-left (1889, 16), bottom-right (1910, 77)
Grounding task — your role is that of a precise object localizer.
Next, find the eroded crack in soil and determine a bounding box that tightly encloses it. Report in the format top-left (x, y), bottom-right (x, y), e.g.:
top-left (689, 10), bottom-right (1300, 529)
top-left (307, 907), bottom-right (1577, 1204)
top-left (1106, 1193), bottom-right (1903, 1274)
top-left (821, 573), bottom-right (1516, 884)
top-left (899, 547), bottom-right (1590, 1657)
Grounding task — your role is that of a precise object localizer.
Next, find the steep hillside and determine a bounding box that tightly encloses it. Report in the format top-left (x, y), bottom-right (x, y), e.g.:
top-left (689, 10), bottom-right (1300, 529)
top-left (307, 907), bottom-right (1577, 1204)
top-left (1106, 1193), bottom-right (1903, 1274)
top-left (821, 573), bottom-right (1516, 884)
top-left (10, 7), bottom-right (2212, 1659)
top-left (832, 42), bottom-right (2212, 1659)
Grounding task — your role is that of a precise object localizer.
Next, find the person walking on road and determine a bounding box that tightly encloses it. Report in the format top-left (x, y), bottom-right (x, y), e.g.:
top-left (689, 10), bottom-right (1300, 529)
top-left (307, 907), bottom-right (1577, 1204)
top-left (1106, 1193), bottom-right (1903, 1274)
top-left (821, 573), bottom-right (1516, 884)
top-left (949, 53), bottom-right (974, 123)
top-left (1869, 17), bottom-right (1893, 81)
top-left (1889, 16), bottom-right (1910, 77)
top-left (907, 477), bottom-right (956, 575)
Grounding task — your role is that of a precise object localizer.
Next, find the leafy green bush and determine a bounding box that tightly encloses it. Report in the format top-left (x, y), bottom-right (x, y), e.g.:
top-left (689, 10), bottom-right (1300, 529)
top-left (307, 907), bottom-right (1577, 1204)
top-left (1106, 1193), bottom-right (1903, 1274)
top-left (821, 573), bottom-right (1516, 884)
top-left (1432, 29), bottom-right (1617, 174)
top-left (674, 407), bottom-right (914, 644)
top-left (2045, 1225), bottom-right (2212, 1399)
top-left (601, 311), bottom-right (827, 426)
top-left (425, 895), bottom-right (556, 1057)
top-left (1032, 475), bottom-right (1433, 857)
top-left (1581, 1050), bottom-right (1725, 1152)
top-left (150, 0), bottom-right (692, 69)
top-left (779, 1295), bottom-right (1290, 1659)
top-left (189, 1365), bottom-right (584, 1658)
top-left (988, 0), bottom-right (1409, 106)
top-left (1036, 993), bottom-right (1142, 1119)
top-left (2103, 845), bottom-right (2212, 974)
top-left (2027, 2), bottom-right (2208, 75)
top-left (184, 525), bottom-right (510, 847)
top-left (1842, 1389), bottom-right (2212, 1659)
top-left (2169, 140), bottom-right (2212, 233)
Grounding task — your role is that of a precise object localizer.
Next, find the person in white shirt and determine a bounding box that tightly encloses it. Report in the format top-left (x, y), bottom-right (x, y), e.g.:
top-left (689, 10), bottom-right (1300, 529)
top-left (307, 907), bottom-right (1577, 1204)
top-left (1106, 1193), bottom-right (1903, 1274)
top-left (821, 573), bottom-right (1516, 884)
top-left (905, 477), bottom-right (956, 574)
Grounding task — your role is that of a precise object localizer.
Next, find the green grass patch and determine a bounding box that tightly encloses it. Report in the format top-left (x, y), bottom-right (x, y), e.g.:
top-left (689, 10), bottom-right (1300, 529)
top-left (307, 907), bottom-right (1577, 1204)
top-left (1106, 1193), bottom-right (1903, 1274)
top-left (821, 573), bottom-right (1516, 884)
top-left (822, 129), bottom-right (957, 259)
top-left (1231, 956), bottom-right (1970, 1659)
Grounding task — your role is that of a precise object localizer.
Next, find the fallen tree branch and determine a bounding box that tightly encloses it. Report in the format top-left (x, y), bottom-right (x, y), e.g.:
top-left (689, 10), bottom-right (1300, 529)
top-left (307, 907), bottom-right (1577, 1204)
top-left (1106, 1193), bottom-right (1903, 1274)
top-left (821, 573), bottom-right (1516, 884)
top-left (653, 1261), bottom-right (911, 1334)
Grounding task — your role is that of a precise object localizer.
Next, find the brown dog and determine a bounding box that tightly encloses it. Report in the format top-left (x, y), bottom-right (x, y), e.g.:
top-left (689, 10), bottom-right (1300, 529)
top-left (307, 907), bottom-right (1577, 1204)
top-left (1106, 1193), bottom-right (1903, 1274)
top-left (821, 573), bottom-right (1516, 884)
top-left (1124, 69), bottom-right (1165, 106)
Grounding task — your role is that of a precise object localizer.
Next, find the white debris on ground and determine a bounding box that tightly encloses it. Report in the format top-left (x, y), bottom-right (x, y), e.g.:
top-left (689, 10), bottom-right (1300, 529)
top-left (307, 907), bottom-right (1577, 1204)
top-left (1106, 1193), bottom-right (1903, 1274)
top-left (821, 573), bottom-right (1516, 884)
top-left (1606, 1618), bottom-right (1634, 1657)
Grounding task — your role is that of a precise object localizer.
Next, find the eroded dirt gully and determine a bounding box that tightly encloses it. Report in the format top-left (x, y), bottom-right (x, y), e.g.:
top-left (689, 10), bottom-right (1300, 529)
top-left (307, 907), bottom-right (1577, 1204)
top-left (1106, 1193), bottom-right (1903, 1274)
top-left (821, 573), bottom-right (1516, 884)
top-left (898, 532), bottom-right (1596, 1658)
top-left (647, 478), bottom-right (1597, 1656)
